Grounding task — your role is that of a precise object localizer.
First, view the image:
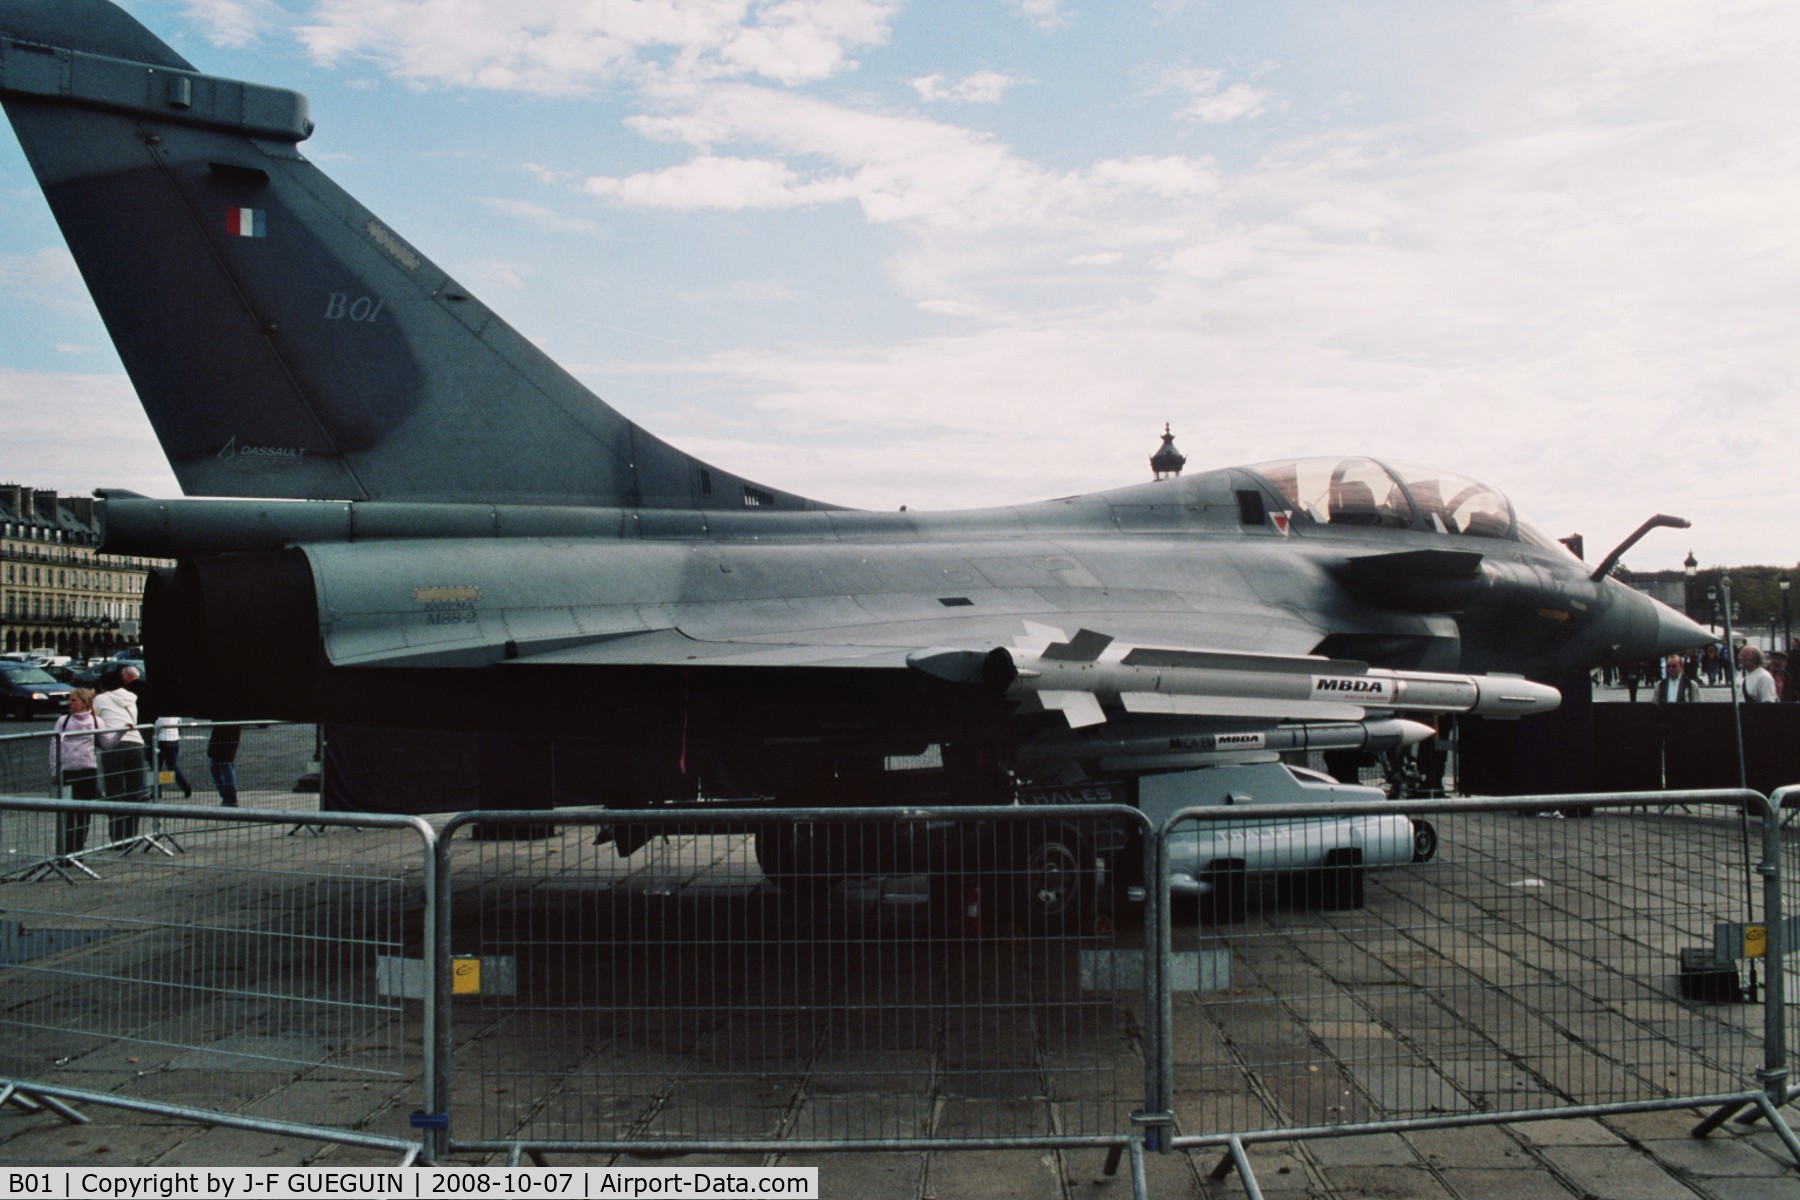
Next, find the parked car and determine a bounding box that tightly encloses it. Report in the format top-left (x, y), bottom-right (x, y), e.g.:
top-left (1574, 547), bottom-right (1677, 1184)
top-left (45, 662), bottom-right (101, 687)
top-left (90, 658), bottom-right (146, 683)
top-left (0, 662), bottom-right (74, 720)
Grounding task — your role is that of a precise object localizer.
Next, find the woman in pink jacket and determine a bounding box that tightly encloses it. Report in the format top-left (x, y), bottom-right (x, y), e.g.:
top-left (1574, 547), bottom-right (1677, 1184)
top-left (49, 687), bottom-right (101, 854)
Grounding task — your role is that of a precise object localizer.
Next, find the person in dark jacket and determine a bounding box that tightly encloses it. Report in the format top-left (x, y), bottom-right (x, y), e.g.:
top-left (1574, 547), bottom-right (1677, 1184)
top-left (1652, 654), bottom-right (1698, 705)
top-left (208, 723), bottom-right (243, 807)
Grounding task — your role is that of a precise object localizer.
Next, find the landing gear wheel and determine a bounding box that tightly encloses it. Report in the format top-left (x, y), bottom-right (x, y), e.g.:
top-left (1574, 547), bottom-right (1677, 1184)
top-left (989, 820), bottom-right (1096, 936)
top-left (1411, 819), bottom-right (1438, 863)
top-left (1022, 828), bottom-right (1085, 931)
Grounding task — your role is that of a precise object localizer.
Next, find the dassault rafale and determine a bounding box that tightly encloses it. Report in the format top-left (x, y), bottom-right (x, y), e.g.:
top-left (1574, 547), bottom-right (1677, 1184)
top-left (2, 2), bottom-right (1711, 904)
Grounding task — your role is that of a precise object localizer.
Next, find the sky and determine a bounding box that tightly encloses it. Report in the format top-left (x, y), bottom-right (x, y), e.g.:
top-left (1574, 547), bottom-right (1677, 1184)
top-left (3, 0), bottom-right (1799, 574)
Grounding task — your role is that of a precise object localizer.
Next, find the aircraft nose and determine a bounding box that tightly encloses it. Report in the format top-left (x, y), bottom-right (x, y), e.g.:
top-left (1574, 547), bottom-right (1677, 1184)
top-left (1651, 596), bottom-right (1716, 656)
top-left (1613, 583), bottom-right (1715, 660)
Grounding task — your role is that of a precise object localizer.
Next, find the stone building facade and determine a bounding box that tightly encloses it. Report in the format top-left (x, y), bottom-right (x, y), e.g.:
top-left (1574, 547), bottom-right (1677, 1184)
top-left (0, 484), bottom-right (170, 659)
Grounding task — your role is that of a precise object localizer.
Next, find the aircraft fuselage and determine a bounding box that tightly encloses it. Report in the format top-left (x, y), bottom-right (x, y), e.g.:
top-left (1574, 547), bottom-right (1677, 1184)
top-left (116, 460), bottom-right (1693, 801)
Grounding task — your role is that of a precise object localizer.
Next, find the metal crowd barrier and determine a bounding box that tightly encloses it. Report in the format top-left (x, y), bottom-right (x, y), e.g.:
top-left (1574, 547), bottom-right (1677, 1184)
top-left (0, 730), bottom-right (48, 799)
top-left (1775, 785), bottom-right (1800, 1119)
top-left (423, 805), bottom-right (1159, 1186)
top-left (0, 795), bottom-right (437, 1162)
top-left (1159, 791), bottom-right (1800, 1194)
top-left (4, 777), bottom-right (1800, 1189)
top-left (1, 722), bottom-right (323, 880)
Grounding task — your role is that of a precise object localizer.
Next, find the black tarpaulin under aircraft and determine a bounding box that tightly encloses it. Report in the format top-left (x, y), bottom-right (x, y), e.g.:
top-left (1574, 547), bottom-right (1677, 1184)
top-left (1, 3), bottom-right (1710, 842)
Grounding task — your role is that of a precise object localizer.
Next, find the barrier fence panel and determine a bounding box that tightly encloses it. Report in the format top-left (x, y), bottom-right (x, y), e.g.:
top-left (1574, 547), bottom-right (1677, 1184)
top-left (0, 730), bottom-right (54, 800)
top-left (0, 796), bottom-right (437, 1161)
top-left (0, 722), bottom-right (323, 874)
top-left (142, 721), bottom-right (325, 814)
top-left (11, 774), bottom-right (1797, 1178)
top-left (1158, 792), bottom-right (1794, 1178)
top-left (1776, 785), bottom-right (1800, 1110)
top-left (433, 806), bottom-right (1157, 1172)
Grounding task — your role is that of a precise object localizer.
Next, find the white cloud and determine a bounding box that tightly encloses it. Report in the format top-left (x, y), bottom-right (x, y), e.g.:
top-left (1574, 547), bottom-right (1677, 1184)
top-left (474, 261), bottom-right (528, 291)
top-left (716, 0), bottom-right (899, 84)
top-left (598, 86), bottom-right (1218, 234)
top-left (1184, 83), bottom-right (1268, 124)
top-left (1008, 0), bottom-right (1070, 32)
top-left (0, 245), bottom-right (75, 282)
top-left (0, 247), bottom-right (98, 315)
top-left (581, 3), bottom-right (1800, 568)
top-left (911, 71), bottom-right (1020, 104)
top-left (916, 298), bottom-right (1000, 319)
top-left (480, 197), bottom-right (606, 237)
top-left (1534, 0), bottom-right (1800, 77)
top-left (1166, 68), bottom-right (1270, 124)
top-left (181, 0), bottom-right (288, 48)
top-left (585, 154), bottom-right (855, 210)
top-left (718, 280), bottom-right (806, 304)
top-left (0, 369), bottom-right (179, 497)
top-left (295, 0), bottom-right (900, 92)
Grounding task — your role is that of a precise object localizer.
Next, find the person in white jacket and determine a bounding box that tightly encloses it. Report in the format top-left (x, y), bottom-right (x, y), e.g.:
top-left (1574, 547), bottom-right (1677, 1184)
top-left (154, 714), bottom-right (194, 798)
top-left (1739, 645), bottom-right (1779, 703)
top-left (92, 667), bottom-right (148, 841)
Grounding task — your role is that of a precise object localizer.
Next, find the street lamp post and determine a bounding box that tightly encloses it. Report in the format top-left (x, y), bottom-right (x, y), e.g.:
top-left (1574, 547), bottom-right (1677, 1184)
top-left (1684, 551), bottom-right (1698, 622)
top-left (1782, 574), bottom-right (1791, 653)
top-left (1722, 573), bottom-right (1748, 791)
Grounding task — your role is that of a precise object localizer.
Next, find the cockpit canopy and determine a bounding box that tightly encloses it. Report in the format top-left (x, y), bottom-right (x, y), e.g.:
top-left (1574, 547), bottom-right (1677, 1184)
top-left (1245, 457), bottom-right (1516, 539)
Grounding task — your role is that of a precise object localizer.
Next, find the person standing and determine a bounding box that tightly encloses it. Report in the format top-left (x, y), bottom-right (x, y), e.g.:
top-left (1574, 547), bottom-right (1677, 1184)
top-left (1653, 654), bottom-right (1698, 705)
top-left (154, 714), bottom-right (194, 799)
top-left (208, 723), bottom-right (243, 808)
top-left (92, 668), bottom-right (148, 841)
top-left (1738, 645), bottom-right (1778, 703)
top-left (49, 688), bottom-right (101, 854)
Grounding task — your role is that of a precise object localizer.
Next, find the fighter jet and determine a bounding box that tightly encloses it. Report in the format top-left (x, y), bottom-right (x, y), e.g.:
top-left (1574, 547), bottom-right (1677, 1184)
top-left (1, 1), bottom-right (1711, 822)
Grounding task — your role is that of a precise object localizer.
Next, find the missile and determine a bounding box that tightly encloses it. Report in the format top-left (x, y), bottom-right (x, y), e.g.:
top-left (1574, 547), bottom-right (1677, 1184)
top-left (1014, 717), bottom-right (1437, 773)
top-left (907, 628), bottom-right (1561, 729)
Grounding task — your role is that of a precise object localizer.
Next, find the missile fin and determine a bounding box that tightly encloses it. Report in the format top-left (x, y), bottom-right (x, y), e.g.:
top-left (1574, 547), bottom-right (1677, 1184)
top-left (1035, 690), bottom-right (1108, 728)
top-left (1042, 628), bottom-right (1114, 662)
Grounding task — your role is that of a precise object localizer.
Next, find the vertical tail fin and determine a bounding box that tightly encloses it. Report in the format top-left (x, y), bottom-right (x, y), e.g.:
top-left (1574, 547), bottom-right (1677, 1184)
top-left (0, 0), bottom-right (821, 509)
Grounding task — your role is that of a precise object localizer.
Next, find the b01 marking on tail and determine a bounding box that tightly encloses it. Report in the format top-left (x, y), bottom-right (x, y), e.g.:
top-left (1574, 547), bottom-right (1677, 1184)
top-left (324, 293), bottom-right (384, 323)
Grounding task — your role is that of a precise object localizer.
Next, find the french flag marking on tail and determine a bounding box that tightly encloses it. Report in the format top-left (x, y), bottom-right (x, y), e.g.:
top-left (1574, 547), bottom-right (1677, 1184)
top-left (226, 208), bottom-right (266, 238)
